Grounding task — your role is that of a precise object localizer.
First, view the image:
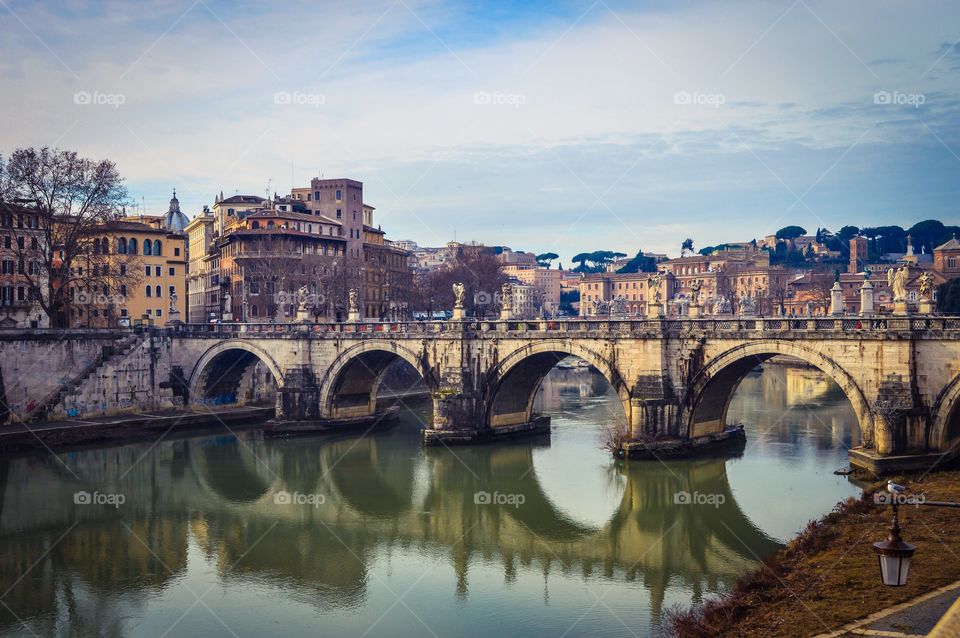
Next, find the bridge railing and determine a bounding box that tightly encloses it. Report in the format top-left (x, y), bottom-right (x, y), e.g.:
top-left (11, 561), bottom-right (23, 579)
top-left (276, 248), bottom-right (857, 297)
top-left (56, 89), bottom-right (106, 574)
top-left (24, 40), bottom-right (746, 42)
top-left (169, 315), bottom-right (960, 337)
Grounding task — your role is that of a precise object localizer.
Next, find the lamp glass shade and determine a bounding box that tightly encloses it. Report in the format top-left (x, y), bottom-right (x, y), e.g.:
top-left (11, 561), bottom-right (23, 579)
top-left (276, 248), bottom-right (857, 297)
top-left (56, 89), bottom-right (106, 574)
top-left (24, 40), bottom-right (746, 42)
top-left (878, 553), bottom-right (911, 587)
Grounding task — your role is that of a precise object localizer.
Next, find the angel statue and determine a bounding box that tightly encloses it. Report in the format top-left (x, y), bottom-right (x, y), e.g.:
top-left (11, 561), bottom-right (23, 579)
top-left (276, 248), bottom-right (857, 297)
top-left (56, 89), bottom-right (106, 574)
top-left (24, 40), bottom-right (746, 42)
top-left (452, 282), bottom-right (466, 309)
top-left (918, 272), bottom-right (934, 301)
top-left (887, 267), bottom-right (908, 302)
top-left (348, 288), bottom-right (358, 312)
top-left (647, 274), bottom-right (663, 303)
top-left (297, 285), bottom-right (309, 311)
top-left (500, 282), bottom-right (513, 311)
top-left (169, 290), bottom-right (178, 313)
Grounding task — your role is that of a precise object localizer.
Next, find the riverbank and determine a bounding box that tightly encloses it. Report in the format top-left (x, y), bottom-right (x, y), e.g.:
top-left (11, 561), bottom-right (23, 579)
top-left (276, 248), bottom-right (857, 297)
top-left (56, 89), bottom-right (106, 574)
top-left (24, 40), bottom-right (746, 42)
top-left (666, 468), bottom-right (960, 638)
top-left (0, 405), bottom-right (273, 453)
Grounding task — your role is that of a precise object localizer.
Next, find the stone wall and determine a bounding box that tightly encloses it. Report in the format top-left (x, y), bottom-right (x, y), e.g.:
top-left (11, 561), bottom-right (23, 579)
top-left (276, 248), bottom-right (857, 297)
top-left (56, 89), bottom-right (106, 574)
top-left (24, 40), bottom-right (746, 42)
top-left (0, 330), bottom-right (177, 423)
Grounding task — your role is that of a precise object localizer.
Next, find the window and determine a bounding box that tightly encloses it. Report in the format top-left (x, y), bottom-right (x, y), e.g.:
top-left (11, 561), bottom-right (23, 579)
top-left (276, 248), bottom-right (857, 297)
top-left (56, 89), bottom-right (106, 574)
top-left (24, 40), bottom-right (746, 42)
top-left (169, 285), bottom-right (175, 297)
top-left (156, 309), bottom-right (162, 317)
top-left (17, 287), bottom-right (24, 301)
top-left (146, 286), bottom-right (152, 297)
top-left (30, 237), bottom-right (37, 250)
top-left (155, 266), bottom-right (161, 276)
top-left (3, 236), bottom-right (8, 249)
top-left (118, 237), bottom-right (127, 254)
top-left (336, 209), bottom-right (342, 219)
top-left (251, 304), bottom-right (258, 317)
top-left (120, 309), bottom-right (128, 317)
top-left (174, 247), bottom-right (180, 257)
top-left (128, 238), bottom-right (137, 254)
top-left (146, 308), bottom-right (152, 316)
top-left (169, 267), bottom-right (175, 276)
top-left (119, 264), bottom-right (126, 275)
top-left (314, 191), bottom-right (320, 200)
top-left (120, 285), bottom-right (126, 297)
top-left (143, 240), bottom-right (152, 256)
top-left (307, 194), bottom-right (311, 201)
top-left (145, 265), bottom-right (152, 276)
top-left (155, 285), bottom-right (162, 297)
top-left (336, 189), bottom-right (342, 201)
top-left (154, 240), bottom-right (162, 255)
top-left (17, 236), bottom-right (24, 250)
top-left (950, 257), bottom-right (957, 269)
top-left (252, 221), bottom-right (260, 229)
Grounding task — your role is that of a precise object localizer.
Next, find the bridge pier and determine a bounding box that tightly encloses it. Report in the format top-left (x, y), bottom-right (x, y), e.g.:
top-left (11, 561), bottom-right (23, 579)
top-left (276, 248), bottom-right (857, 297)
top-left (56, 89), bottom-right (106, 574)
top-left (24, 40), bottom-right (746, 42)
top-left (425, 388), bottom-right (551, 445)
top-left (277, 366), bottom-right (320, 422)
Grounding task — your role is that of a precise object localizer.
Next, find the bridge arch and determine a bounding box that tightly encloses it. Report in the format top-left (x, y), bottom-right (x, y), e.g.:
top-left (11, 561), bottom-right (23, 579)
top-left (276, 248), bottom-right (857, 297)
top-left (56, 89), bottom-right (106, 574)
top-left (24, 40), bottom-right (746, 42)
top-left (188, 340), bottom-right (285, 406)
top-left (317, 341), bottom-right (434, 420)
top-left (929, 375), bottom-right (960, 454)
top-left (684, 340), bottom-right (873, 445)
top-left (485, 341), bottom-right (629, 429)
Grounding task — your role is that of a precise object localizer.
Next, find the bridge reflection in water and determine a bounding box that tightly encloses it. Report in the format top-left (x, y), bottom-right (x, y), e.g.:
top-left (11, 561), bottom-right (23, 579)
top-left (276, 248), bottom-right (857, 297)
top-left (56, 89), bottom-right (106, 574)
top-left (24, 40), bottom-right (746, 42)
top-left (0, 364), bottom-right (859, 637)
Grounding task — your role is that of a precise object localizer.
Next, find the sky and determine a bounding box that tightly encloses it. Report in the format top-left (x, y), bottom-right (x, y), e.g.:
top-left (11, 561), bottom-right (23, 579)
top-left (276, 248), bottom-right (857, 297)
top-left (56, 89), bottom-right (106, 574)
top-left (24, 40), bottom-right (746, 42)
top-left (2, 0), bottom-right (959, 264)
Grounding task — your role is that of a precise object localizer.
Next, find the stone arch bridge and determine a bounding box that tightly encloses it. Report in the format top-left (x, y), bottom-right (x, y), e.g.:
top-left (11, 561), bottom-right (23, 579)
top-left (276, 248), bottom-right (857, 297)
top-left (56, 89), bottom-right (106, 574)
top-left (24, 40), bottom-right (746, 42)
top-left (171, 316), bottom-right (960, 472)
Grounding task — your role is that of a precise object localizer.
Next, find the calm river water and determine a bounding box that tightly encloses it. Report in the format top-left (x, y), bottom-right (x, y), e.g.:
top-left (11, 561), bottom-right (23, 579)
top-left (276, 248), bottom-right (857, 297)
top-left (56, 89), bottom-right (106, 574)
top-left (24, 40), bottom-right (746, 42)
top-left (0, 362), bottom-right (861, 637)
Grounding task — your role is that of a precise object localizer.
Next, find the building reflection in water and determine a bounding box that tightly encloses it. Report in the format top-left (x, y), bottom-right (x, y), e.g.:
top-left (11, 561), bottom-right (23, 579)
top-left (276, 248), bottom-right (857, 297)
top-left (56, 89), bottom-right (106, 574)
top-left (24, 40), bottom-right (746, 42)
top-left (0, 361), bottom-right (859, 637)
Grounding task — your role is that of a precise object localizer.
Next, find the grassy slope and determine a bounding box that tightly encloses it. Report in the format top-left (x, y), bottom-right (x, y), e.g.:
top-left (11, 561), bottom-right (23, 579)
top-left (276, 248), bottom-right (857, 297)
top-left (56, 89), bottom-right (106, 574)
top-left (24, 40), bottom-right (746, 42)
top-left (667, 470), bottom-right (960, 638)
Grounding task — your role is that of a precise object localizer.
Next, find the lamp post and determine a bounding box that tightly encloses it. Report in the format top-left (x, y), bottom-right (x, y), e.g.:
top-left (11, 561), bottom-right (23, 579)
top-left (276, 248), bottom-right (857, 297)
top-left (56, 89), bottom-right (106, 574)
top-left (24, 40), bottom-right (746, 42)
top-left (873, 500), bottom-right (916, 587)
top-left (873, 488), bottom-right (960, 587)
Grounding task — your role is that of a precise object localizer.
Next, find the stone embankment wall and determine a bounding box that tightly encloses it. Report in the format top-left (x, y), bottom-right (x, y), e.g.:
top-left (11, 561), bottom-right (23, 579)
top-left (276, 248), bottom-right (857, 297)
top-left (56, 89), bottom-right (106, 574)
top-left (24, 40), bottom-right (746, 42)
top-left (0, 330), bottom-right (177, 423)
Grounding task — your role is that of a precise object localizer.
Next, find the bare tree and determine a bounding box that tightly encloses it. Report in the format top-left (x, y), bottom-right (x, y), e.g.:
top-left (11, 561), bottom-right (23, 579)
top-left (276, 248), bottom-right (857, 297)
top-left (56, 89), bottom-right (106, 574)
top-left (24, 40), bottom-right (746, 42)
top-left (0, 147), bottom-right (134, 327)
top-left (415, 245), bottom-right (507, 317)
top-left (806, 270), bottom-right (835, 315)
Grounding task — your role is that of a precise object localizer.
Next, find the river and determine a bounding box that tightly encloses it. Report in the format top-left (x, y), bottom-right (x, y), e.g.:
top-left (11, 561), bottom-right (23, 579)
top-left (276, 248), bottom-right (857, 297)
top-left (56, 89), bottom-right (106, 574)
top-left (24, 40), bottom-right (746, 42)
top-left (0, 361), bottom-right (861, 637)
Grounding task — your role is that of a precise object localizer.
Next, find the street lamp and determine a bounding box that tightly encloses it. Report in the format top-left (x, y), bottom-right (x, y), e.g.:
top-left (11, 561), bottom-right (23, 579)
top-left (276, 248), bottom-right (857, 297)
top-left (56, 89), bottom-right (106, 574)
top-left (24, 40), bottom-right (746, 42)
top-left (873, 499), bottom-right (916, 587)
top-left (872, 483), bottom-right (960, 587)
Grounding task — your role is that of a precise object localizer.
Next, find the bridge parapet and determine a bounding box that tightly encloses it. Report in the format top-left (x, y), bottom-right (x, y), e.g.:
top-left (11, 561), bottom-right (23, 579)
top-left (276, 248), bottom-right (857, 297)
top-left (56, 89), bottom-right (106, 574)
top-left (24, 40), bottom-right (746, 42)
top-left (169, 316), bottom-right (960, 340)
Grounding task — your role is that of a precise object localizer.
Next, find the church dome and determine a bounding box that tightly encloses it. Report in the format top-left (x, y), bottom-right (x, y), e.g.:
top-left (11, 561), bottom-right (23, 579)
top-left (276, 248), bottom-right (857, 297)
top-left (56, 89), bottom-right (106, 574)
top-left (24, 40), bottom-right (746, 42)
top-left (163, 189), bottom-right (190, 232)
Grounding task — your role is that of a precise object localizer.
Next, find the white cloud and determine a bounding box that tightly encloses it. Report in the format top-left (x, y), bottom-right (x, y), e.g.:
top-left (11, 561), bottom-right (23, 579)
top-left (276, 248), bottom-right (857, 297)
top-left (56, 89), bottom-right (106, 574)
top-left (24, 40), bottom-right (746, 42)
top-left (2, 0), bottom-right (959, 261)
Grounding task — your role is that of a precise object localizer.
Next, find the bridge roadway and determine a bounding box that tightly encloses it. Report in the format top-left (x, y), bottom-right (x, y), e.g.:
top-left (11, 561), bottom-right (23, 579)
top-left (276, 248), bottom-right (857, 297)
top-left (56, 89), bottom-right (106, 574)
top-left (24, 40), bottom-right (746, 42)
top-left (169, 315), bottom-right (960, 472)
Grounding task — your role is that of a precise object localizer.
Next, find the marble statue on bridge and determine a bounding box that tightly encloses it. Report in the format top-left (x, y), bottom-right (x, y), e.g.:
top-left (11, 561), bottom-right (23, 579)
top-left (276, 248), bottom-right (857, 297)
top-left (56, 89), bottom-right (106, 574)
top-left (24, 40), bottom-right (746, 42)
top-left (888, 267), bottom-right (909, 302)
